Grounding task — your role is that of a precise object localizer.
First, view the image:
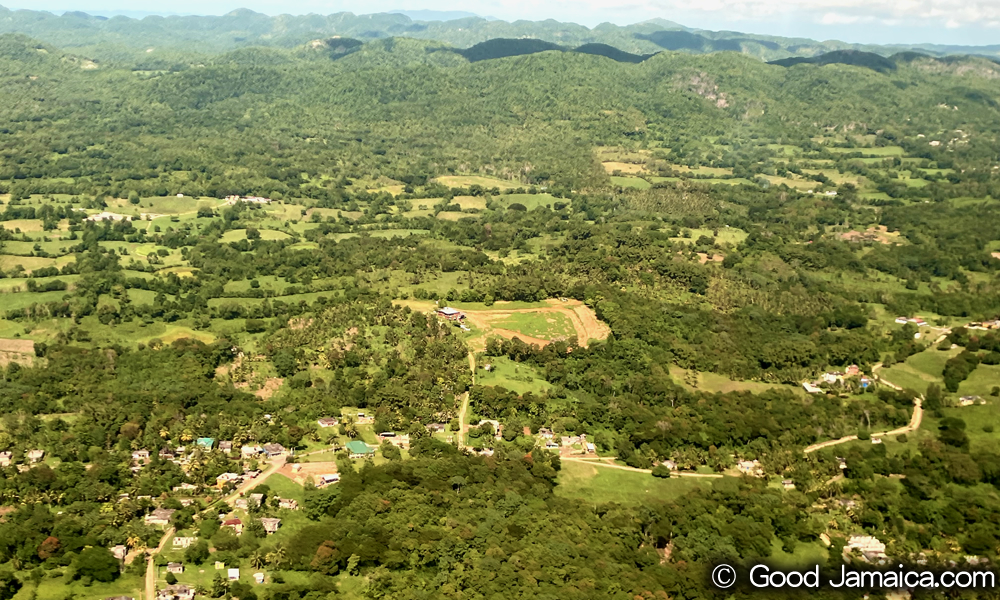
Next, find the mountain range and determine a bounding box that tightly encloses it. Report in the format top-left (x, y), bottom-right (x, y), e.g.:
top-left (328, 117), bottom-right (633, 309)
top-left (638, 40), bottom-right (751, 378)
top-left (2, 5), bottom-right (1000, 63)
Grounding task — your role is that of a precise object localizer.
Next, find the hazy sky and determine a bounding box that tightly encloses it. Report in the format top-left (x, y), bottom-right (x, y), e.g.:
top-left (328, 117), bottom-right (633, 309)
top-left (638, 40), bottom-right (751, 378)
top-left (9, 0), bottom-right (1000, 46)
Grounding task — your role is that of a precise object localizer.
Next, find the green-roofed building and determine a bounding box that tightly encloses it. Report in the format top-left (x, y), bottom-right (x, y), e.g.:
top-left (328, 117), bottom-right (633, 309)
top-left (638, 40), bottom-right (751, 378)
top-left (196, 437), bottom-right (215, 449)
top-left (346, 440), bottom-right (374, 458)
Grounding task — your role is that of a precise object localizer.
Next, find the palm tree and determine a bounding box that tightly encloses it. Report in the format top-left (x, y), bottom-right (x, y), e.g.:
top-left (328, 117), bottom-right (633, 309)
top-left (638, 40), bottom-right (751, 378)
top-left (249, 551), bottom-right (266, 570)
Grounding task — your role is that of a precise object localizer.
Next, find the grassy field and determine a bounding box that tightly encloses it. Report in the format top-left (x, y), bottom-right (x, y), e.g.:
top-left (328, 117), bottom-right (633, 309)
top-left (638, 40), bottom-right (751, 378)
top-left (879, 346), bottom-right (961, 392)
top-left (477, 356), bottom-right (552, 395)
top-left (493, 311), bottom-right (576, 341)
top-left (610, 176), bottom-right (651, 189)
top-left (220, 229), bottom-right (293, 242)
top-left (493, 193), bottom-right (558, 210)
top-left (432, 175), bottom-right (520, 190)
top-left (669, 366), bottom-right (805, 396)
top-left (555, 460), bottom-right (714, 504)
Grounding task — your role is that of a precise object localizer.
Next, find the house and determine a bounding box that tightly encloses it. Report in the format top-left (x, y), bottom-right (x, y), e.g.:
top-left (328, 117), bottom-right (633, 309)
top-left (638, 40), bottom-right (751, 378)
top-left (822, 372), bottom-right (844, 385)
top-left (661, 460), bottom-right (677, 471)
top-left (215, 561), bottom-right (225, 570)
top-left (478, 420), bottom-right (502, 439)
top-left (234, 499), bottom-right (249, 510)
top-left (545, 441), bottom-right (559, 450)
top-left (172, 483), bottom-right (197, 493)
top-left (228, 568), bottom-right (241, 581)
top-left (196, 437), bottom-right (214, 450)
top-left (538, 428), bottom-right (554, 439)
top-left (846, 364), bottom-right (861, 376)
top-left (860, 376), bottom-right (871, 389)
top-left (802, 382), bottom-right (823, 394)
top-left (254, 572), bottom-right (265, 584)
top-left (172, 537), bottom-right (196, 549)
top-left (782, 479), bottom-right (795, 490)
top-left (241, 445), bottom-right (263, 458)
top-left (157, 584), bottom-right (195, 600)
top-left (166, 562), bottom-right (184, 574)
top-left (222, 518), bottom-right (243, 535)
top-left (585, 442), bottom-right (596, 453)
top-left (737, 460), bottom-right (762, 476)
top-left (107, 596), bottom-right (135, 600)
top-left (894, 317), bottom-right (909, 325)
top-left (248, 493), bottom-right (264, 507)
top-left (959, 395), bottom-right (982, 407)
top-left (278, 498), bottom-right (299, 510)
top-left (132, 450), bottom-right (150, 463)
top-left (261, 518), bottom-right (281, 534)
top-left (26, 449), bottom-right (44, 464)
top-left (427, 423), bottom-right (447, 433)
top-left (158, 449), bottom-right (175, 460)
top-left (111, 545), bottom-right (128, 561)
top-left (871, 437), bottom-right (882, 445)
top-left (219, 441), bottom-right (233, 453)
top-left (318, 474), bottom-right (340, 486)
top-left (435, 307), bottom-right (465, 321)
top-left (317, 418), bottom-right (339, 428)
top-left (262, 443), bottom-right (286, 457)
top-left (0, 452), bottom-right (11, 467)
top-left (846, 535), bottom-right (887, 560)
top-left (836, 457), bottom-right (847, 470)
top-left (346, 440), bottom-right (374, 458)
top-left (216, 472), bottom-right (242, 487)
top-left (356, 412), bottom-right (374, 424)
top-left (145, 508), bottom-right (176, 526)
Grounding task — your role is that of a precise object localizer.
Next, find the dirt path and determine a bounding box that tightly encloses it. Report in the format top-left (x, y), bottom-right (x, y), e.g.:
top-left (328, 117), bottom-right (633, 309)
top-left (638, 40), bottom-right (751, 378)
top-left (145, 526), bottom-right (175, 600)
top-left (560, 456), bottom-right (723, 478)
top-left (457, 351), bottom-right (475, 449)
top-left (803, 387), bottom-right (923, 454)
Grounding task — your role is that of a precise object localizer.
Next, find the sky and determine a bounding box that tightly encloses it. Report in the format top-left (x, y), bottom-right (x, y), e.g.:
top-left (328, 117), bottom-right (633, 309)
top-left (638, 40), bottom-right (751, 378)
top-left (9, 0), bottom-right (1000, 46)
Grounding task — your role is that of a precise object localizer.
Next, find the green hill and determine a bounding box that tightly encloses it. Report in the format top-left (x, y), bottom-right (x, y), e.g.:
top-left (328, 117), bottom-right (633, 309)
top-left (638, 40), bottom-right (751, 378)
top-left (769, 49), bottom-right (897, 73)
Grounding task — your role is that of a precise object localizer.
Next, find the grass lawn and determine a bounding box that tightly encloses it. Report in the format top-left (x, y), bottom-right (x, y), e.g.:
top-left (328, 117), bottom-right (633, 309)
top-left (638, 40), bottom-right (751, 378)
top-left (493, 311), bottom-right (576, 341)
top-left (767, 538), bottom-right (829, 568)
top-left (19, 574), bottom-right (143, 599)
top-left (555, 460), bottom-right (714, 504)
top-left (669, 366), bottom-right (805, 396)
top-left (477, 356), bottom-right (552, 395)
top-left (957, 364), bottom-right (1000, 398)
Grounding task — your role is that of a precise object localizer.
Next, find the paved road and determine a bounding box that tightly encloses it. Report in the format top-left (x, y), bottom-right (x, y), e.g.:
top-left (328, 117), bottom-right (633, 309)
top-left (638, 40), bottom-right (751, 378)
top-left (145, 526), bottom-right (175, 600)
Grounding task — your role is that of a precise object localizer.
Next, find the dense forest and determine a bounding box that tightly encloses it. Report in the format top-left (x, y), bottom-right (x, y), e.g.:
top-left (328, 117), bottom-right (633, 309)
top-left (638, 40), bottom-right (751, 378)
top-left (0, 22), bottom-right (998, 600)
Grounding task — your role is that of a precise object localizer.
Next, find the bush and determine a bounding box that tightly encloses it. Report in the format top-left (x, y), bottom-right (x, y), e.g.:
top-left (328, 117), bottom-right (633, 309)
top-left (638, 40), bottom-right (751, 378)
top-left (984, 425), bottom-right (995, 434)
top-left (74, 547), bottom-right (119, 583)
top-left (651, 465), bottom-right (672, 478)
top-left (896, 434), bottom-right (908, 443)
top-left (857, 430), bottom-right (871, 441)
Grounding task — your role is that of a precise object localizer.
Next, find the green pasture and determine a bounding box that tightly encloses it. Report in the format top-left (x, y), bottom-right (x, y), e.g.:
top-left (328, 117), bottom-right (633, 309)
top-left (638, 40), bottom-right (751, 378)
top-left (555, 460), bottom-right (715, 504)
top-left (477, 356), bottom-right (552, 395)
top-left (610, 176), bottom-right (651, 189)
top-left (493, 311), bottom-right (576, 341)
top-left (432, 175), bottom-right (520, 190)
top-left (493, 193), bottom-right (558, 210)
top-left (220, 229), bottom-right (293, 242)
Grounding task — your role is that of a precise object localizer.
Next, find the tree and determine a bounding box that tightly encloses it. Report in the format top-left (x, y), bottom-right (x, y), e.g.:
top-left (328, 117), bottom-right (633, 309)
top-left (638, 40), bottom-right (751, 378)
top-left (74, 547), bottom-right (120, 582)
top-left (184, 540), bottom-right (210, 565)
top-left (165, 572), bottom-right (177, 585)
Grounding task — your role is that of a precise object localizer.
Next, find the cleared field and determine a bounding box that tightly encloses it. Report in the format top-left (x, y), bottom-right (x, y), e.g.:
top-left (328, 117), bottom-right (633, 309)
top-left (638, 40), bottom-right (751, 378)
top-left (493, 193), bottom-right (559, 210)
top-left (432, 175), bottom-right (519, 190)
top-left (220, 228), bottom-right (293, 242)
top-left (879, 346), bottom-right (961, 392)
top-left (602, 161), bottom-right (647, 174)
top-left (1, 219), bottom-right (46, 232)
top-left (451, 195), bottom-right (487, 210)
top-left (493, 311), bottom-right (577, 342)
top-left (0, 254), bottom-right (74, 273)
top-left (669, 366), bottom-right (805, 396)
top-left (555, 460), bottom-right (712, 504)
top-left (477, 356), bottom-right (552, 395)
top-left (610, 176), bottom-right (651, 189)
top-left (436, 211), bottom-right (479, 221)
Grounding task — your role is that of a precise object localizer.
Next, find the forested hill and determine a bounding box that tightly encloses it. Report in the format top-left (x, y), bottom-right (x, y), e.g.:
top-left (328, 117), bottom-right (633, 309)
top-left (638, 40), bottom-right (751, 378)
top-left (3, 4), bottom-right (1000, 62)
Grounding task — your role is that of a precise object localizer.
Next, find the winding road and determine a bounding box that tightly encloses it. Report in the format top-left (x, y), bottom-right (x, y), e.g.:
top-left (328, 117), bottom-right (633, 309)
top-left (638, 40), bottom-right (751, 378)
top-left (560, 456), bottom-right (724, 478)
top-left (145, 526), bottom-right (174, 600)
top-left (802, 365), bottom-right (924, 454)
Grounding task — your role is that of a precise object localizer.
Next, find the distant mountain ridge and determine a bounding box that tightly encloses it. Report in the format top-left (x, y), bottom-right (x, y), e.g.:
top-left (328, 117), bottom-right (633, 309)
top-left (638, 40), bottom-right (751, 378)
top-left (0, 4), bottom-right (999, 63)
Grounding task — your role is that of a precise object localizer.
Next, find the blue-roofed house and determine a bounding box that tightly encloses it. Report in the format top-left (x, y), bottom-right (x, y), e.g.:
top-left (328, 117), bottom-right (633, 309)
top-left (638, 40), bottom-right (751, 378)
top-left (196, 438), bottom-right (215, 450)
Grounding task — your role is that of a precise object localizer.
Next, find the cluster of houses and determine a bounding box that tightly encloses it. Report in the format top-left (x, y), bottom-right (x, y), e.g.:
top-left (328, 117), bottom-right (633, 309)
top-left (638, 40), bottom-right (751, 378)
top-left (803, 365), bottom-right (870, 394)
top-left (536, 428), bottom-right (597, 454)
top-left (895, 316), bottom-right (929, 327)
top-left (216, 468), bottom-right (262, 488)
top-left (959, 395), bottom-right (985, 407)
top-left (0, 449), bottom-right (44, 469)
top-left (967, 319), bottom-right (1000, 331)
top-left (130, 439), bottom-right (287, 474)
top-left (376, 432), bottom-right (410, 449)
top-left (225, 195), bottom-right (273, 205)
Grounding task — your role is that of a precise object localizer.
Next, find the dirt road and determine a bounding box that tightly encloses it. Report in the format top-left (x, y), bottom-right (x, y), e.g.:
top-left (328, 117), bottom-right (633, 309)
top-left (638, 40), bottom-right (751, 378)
top-left (145, 526), bottom-right (175, 600)
top-left (222, 456), bottom-right (286, 506)
top-left (803, 394), bottom-right (923, 454)
top-left (457, 351), bottom-right (475, 448)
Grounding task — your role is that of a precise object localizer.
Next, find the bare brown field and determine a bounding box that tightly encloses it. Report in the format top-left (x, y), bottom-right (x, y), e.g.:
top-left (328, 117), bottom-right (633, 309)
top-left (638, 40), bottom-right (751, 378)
top-left (279, 461), bottom-right (338, 486)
